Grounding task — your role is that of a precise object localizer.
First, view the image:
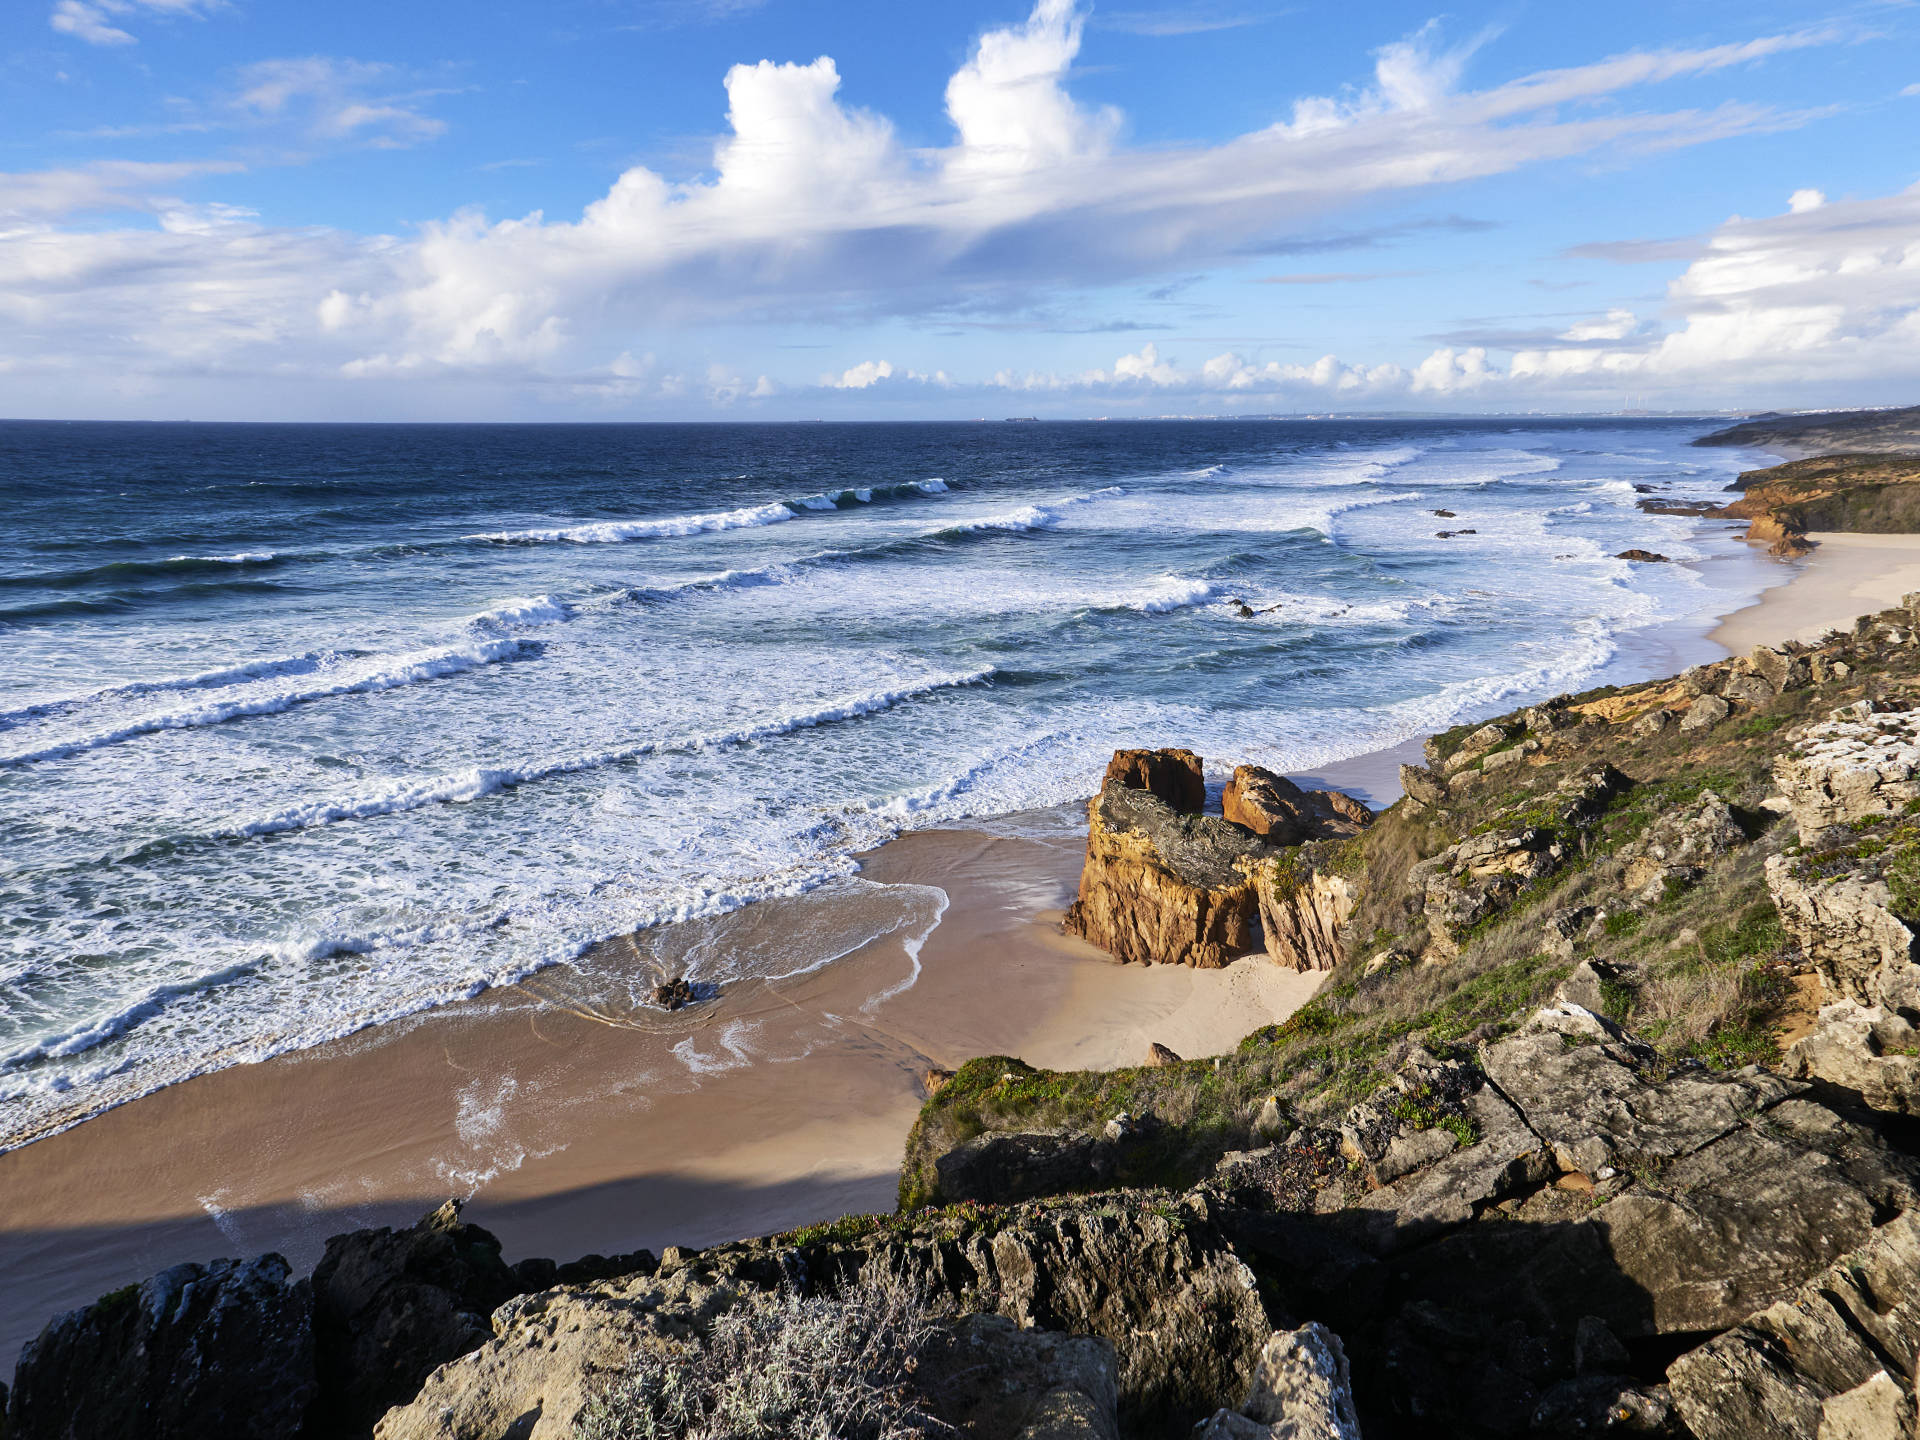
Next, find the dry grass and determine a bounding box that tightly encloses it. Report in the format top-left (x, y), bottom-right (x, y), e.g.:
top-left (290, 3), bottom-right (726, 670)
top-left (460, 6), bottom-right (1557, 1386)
top-left (575, 1270), bottom-right (952, 1440)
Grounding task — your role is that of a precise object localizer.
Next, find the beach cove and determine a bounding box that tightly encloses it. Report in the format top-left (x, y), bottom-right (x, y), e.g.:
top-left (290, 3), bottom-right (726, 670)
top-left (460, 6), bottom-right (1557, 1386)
top-left (0, 418), bottom-right (1819, 1364)
top-left (0, 515), bottom-right (1868, 1369)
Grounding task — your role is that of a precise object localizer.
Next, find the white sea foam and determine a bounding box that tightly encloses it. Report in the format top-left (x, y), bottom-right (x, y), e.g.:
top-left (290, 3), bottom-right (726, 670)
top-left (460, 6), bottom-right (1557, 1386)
top-left (1125, 576), bottom-right (1220, 614)
top-left (0, 637), bottom-right (531, 768)
top-left (220, 666), bottom-right (998, 839)
top-left (470, 501), bottom-right (797, 545)
top-left (943, 486), bottom-right (1123, 535)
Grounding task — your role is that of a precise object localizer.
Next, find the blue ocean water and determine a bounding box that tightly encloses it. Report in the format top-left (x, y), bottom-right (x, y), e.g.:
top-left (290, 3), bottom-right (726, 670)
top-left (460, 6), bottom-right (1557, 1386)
top-left (0, 418), bottom-right (1769, 1145)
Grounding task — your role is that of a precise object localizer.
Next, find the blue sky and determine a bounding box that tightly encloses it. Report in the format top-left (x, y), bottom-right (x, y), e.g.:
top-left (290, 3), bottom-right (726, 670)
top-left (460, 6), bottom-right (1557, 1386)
top-left (2, 0), bottom-right (1916, 419)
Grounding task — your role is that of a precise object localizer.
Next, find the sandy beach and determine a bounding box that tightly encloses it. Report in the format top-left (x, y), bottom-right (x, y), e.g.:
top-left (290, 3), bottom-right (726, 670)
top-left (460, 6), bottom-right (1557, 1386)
top-left (0, 816), bottom-right (1326, 1367)
top-left (1712, 532), bottom-right (1920, 650)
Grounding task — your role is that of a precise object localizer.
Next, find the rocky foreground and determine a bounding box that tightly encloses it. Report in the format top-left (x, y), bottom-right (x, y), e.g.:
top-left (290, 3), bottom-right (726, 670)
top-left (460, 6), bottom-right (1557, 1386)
top-left (23, 604), bottom-right (1920, 1438)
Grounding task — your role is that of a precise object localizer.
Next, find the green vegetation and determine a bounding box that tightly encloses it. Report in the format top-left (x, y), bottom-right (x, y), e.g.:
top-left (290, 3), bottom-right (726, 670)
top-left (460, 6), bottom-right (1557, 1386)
top-left (898, 605), bottom-right (1920, 1212)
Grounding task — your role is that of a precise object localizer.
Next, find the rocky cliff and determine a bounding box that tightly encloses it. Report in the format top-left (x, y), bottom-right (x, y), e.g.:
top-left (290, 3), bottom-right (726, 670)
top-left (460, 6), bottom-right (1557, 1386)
top-left (25, 603), bottom-right (1920, 1440)
top-left (1705, 453), bottom-right (1920, 556)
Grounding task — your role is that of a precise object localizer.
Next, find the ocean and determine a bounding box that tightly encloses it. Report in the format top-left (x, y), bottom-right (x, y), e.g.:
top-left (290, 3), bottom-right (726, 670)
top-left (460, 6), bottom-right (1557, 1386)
top-left (0, 417), bottom-right (1770, 1148)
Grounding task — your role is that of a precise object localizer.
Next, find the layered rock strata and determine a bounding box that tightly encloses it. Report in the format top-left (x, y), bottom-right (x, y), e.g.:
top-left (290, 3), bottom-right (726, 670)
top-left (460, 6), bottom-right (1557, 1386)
top-left (1065, 750), bottom-right (1371, 970)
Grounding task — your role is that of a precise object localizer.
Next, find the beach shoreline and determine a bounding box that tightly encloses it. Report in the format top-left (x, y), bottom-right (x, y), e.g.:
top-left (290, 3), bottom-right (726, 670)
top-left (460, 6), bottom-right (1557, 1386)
top-left (6, 501), bottom-right (1898, 1368)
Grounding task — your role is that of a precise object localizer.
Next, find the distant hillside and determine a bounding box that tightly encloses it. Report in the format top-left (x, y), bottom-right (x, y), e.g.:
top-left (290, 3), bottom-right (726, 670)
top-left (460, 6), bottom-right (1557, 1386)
top-left (1695, 405), bottom-right (1920, 457)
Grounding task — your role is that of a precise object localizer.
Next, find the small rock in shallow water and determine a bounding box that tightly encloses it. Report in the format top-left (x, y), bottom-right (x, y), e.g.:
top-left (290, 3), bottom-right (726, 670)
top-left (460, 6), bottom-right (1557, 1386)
top-left (652, 977), bottom-right (699, 1010)
top-left (1616, 548), bottom-right (1670, 562)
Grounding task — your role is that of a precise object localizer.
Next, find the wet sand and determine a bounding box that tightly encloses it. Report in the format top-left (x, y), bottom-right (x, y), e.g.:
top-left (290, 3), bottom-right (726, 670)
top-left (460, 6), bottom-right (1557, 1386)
top-left (0, 820), bottom-right (1324, 1366)
top-left (1712, 533), bottom-right (1920, 651)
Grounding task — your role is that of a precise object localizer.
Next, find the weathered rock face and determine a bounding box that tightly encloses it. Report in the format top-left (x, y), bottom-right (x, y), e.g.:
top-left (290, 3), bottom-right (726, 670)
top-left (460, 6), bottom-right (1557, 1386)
top-left (1679, 693), bottom-right (1730, 732)
top-left (309, 1200), bottom-right (531, 1439)
top-left (1195, 1325), bottom-right (1363, 1440)
top-left (915, 1314), bottom-right (1120, 1440)
top-left (1397, 763), bottom-right (1448, 810)
top-left (1254, 865), bottom-right (1357, 973)
top-left (1103, 747), bottom-right (1206, 813)
top-left (1766, 852), bottom-right (1920, 1014)
top-left (1618, 789), bottom-right (1746, 902)
top-left (380, 1201), bottom-right (1271, 1440)
top-left (1667, 1209), bottom-right (1920, 1440)
top-left (8, 1254), bottom-right (316, 1440)
top-left (1409, 767), bottom-right (1626, 959)
top-left (1222, 767), bottom-right (1373, 844)
top-left (1785, 1001), bottom-right (1920, 1114)
top-left (1065, 779), bottom-right (1276, 967)
top-left (1774, 705), bottom-right (1920, 840)
top-left (375, 1260), bottom-right (755, 1440)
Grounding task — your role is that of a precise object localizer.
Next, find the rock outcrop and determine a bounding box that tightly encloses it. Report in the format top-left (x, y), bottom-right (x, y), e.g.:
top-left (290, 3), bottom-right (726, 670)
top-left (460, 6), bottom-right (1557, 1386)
top-left (1774, 704), bottom-right (1920, 841)
top-left (1786, 1001), bottom-right (1920, 1115)
top-left (8, 1254), bottom-right (316, 1440)
top-left (1066, 751), bottom-right (1371, 969)
top-left (380, 1201), bottom-right (1271, 1440)
top-left (1766, 850), bottom-right (1920, 1014)
top-left (1223, 766), bottom-right (1371, 845)
top-left (1667, 1208), bottom-right (1920, 1440)
top-left (1065, 771), bottom-right (1275, 967)
top-left (1103, 746), bottom-right (1206, 812)
top-left (309, 1200), bottom-right (529, 1439)
top-left (1253, 860), bottom-right (1358, 973)
top-left (1195, 1325), bottom-right (1363, 1440)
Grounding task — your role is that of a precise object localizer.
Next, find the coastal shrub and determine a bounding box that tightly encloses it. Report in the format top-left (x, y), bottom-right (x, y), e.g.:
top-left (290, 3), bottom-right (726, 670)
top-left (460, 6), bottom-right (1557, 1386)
top-left (574, 1270), bottom-right (951, 1440)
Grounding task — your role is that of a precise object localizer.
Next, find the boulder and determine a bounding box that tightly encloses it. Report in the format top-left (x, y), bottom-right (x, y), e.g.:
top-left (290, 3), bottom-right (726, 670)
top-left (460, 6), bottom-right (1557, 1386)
top-left (1750, 644), bottom-right (1812, 693)
top-left (651, 977), bottom-right (697, 1010)
top-left (1223, 766), bottom-right (1312, 843)
top-left (1619, 789), bottom-right (1747, 901)
top-left (1766, 853), bottom-right (1920, 1014)
top-left (1679, 694), bottom-right (1731, 732)
top-left (1773, 707), bottom-right (1920, 840)
top-left (1065, 779), bottom-right (1276, 967)
top-left (309, 1200), bottom-right (528, 1439)
top-left (1147, 1042), bottom-right (1183, 1067)
top-left (1194, 1324), bottom-right (1363, 1440)
top-left (375, 1262), bottom-right (751, 1440)
top-left (1102, 747), bottom-right (1205, 813)
top-left (1615, 549), bottom-right (1670, 562)
top-left (1667, 1209), bottom-right (1920, 1440)
top-left (1397, 763), bottom-right (1448, 809)
top-left (1223, 766), bottom-right (1372, 843)
top-left (7, 1254), bottom-right (316, 1440)
top-left (1784, 1002), bottom-right (1920, 1114)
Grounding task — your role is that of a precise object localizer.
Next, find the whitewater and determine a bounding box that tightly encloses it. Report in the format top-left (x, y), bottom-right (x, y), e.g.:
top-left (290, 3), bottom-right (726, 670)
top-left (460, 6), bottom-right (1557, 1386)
top-left (0, 417), bottom-right (1776, 1147)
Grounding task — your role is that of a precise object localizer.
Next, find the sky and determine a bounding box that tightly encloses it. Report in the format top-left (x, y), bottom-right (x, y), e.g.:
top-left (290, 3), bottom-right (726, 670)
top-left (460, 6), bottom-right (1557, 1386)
top-left (1, 0), bottom-right (1917, 420)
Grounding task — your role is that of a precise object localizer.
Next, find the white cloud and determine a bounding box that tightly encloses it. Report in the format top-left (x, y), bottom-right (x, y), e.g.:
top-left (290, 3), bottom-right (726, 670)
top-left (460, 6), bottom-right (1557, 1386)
top-left (829, 359), bottom-right (894, 388)
top-left (1788, 187), bottom-right (1826, 213)
top-left (0, 3), bottom-right (1875, 412)
top-left (232, 58), bottom-right (448, 148)
top-left (50, 0), bottom-right (213, 47)
top-left (945, 0), bottom-right (1119, 175)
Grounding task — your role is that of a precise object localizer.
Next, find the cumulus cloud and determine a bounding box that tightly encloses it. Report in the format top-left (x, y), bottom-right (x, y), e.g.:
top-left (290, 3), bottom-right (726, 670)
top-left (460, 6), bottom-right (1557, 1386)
top-left (830, 359), bottom-right (894, 388)
top-left (0, 2), bottom-right (1880, 412)
top-left (973, 184), bottom-right (1920, 409)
